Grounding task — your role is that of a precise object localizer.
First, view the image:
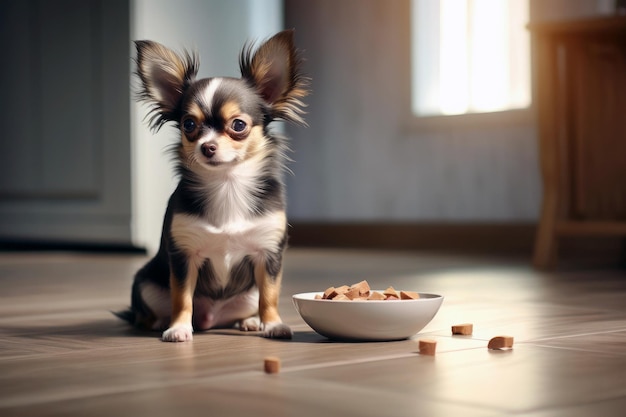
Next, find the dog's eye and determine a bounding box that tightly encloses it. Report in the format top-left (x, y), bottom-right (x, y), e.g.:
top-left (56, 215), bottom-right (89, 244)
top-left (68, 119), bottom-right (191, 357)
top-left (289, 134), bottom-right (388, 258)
top-left (231, 119), bottom-right (247, 133)
top-left (226, 116), bottom-right (251, 139)
top-left (182, 118), bottom-right (197, 133)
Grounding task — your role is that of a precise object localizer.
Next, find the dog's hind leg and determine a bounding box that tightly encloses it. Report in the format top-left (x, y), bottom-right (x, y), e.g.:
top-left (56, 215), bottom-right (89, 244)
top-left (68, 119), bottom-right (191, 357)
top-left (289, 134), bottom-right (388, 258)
top-left (138, 282), bottom-right (171, 330)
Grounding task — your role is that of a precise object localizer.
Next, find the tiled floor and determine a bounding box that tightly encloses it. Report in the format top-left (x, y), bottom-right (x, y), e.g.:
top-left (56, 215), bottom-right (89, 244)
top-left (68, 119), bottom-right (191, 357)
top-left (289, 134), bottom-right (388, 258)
top-left (1, 249), bottom-right (625, 416)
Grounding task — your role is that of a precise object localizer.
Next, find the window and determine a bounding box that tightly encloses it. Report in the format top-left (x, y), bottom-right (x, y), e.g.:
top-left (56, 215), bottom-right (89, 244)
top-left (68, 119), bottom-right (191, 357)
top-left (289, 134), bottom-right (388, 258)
top-left (411, 0), bottom-right (531, 117)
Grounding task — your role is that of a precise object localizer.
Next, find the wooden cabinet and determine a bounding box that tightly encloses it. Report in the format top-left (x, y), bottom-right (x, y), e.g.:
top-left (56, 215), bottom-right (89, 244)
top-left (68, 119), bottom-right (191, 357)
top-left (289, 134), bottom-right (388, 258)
top-left (529, 16), bottom-right (626, 268)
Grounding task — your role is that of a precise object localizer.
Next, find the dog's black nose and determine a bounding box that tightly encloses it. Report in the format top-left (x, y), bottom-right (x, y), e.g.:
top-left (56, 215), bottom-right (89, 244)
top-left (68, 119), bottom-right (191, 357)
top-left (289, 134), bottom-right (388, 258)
top-left (201, 143), bottom-right (217, 158)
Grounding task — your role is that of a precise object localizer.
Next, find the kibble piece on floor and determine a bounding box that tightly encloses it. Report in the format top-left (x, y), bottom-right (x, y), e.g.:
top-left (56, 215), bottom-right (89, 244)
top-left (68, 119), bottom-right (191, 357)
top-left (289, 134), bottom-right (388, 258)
top-left (419, 339), bottom-right (437, 355)
top-left (451, 323), bottom-right (473, 335)
top-left (264, 357), bottom-right (281, 374)
top-left (488, 335), bottom-right (514, 350)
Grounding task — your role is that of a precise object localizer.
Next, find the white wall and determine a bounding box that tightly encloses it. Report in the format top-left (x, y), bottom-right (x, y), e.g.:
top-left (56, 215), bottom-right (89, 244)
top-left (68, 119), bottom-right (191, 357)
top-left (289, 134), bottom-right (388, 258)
top-left (283, 0), bottom-right (613, 223)
top-left (130, 0), bottom-right (283, 253)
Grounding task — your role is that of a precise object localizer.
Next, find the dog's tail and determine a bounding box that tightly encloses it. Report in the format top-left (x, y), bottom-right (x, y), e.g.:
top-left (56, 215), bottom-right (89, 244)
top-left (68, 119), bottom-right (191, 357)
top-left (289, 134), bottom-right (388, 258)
top-left (112, 304), bottom-right (157, 330)
top-left (112, 308), bottom-right (136, 325)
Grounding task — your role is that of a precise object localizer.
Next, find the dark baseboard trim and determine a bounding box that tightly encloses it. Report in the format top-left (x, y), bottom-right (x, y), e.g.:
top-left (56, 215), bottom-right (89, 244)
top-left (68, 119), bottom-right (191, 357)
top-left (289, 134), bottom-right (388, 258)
top-left (0, 239), bottom-right (147, 254)
top-left (288, 222), bottom-right (537, 255)
top-left (288, 222), bottom-right (625, 263)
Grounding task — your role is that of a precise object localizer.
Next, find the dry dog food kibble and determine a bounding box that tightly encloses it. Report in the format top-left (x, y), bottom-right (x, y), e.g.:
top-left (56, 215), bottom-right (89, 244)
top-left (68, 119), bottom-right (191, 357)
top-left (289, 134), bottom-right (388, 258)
top-left (264, 357), bottom-right (281, 374)
top-left (367, 291), bottom-right (386, 300)
top-left (332, 294), bottom-right (350, 301)
top-left (488, 335), bottom-right (514, 350)
top-left (451, 323), bottom-right (473, 335)
top-left (319, 281), bottom-right (420, 301)
top-left (400, 290), bottom-right (420, 300)
top-left (418, 339), bottom-right (437, 355)
top-left (383, 286), bottom-right (399, 299)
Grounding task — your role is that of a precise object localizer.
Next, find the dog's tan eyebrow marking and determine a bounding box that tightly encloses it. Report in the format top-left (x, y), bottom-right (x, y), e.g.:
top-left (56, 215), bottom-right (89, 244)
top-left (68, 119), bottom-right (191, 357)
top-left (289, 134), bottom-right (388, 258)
top-left (185, 102), bottom-right (205, 122)
top-left (221, 101), bottom-right (243, 121)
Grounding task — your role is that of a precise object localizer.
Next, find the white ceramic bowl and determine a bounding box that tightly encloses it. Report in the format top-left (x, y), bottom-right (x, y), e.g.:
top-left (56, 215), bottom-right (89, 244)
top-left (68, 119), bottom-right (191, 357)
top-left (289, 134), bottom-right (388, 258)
top-left (292, 291), bottom-right (444, 341)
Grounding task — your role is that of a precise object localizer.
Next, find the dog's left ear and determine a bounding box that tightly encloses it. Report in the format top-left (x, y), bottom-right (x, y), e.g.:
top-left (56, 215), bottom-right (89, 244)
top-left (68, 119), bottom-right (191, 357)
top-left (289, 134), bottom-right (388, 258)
top-left (240, 29), bottom-right (309, 126)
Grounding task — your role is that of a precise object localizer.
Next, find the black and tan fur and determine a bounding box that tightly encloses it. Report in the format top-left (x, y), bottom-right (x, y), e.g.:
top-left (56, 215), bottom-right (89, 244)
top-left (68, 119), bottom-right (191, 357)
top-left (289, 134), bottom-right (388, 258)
top-left (116, 30), bottom-right (308, 342)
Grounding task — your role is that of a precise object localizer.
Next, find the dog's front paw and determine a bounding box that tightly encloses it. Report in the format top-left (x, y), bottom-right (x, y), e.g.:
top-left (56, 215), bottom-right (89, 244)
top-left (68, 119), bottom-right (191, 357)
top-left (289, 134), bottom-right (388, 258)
top-left (162, 324), bottom-right (193, 342)
top-left (263, 322), bottom-right (293, 340)
top-left (239, 316), bottom-right (262, 332)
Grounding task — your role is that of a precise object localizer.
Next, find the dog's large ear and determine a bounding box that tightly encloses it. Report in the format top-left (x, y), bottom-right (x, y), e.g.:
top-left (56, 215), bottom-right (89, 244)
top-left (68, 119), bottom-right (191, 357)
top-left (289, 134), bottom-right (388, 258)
top-left (135, 40), bottom-right (199, 131)
top-left (240, 30), bottom-right (309, 126)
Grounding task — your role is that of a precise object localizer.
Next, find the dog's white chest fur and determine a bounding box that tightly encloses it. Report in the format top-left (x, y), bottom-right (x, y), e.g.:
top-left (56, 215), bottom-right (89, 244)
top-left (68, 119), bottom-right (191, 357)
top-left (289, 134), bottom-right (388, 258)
top-left (171, 211), bottom-right (286, 286)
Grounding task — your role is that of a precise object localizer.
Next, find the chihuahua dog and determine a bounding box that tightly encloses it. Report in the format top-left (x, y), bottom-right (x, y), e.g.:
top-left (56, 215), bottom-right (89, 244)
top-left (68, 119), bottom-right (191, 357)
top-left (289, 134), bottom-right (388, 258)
top-left (116, 30), bottom-right (308, 342)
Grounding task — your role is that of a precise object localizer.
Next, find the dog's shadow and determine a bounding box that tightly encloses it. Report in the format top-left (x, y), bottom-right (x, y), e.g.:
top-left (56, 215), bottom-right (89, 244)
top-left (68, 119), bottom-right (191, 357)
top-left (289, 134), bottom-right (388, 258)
top-left (207, 328), bottom-right (330, 343)
top-left (4, 317), bottom-right (156, 341)
top-left (4, 315), bottom-right (331, 344)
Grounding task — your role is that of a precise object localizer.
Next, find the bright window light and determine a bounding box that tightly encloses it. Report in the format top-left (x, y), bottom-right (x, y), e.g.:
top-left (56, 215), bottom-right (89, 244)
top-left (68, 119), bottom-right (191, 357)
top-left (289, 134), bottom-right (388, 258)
top-left (411, 0), bottom-right (531, 117)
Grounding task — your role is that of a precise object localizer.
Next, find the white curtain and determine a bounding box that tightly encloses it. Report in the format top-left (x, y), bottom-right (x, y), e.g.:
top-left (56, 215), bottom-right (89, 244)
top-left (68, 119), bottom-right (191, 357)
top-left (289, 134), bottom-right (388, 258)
top-left (412, 0), bottom-right (531, 116)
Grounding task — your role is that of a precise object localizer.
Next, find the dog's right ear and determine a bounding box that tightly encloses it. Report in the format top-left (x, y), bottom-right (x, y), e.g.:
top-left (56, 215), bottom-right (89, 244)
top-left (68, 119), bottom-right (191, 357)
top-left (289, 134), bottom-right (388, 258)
top-left (135, 40), bottom-right (199, 131)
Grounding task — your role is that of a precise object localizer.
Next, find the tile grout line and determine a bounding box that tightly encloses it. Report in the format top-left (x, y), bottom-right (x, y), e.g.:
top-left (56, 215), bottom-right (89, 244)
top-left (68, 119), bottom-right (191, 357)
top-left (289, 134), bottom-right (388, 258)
top-left (279, 351), bottom-right (421, 374)
top-left (525, 342), bottom-right (626, 355)
top-left (527, 327), bottom-right (626, 343)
